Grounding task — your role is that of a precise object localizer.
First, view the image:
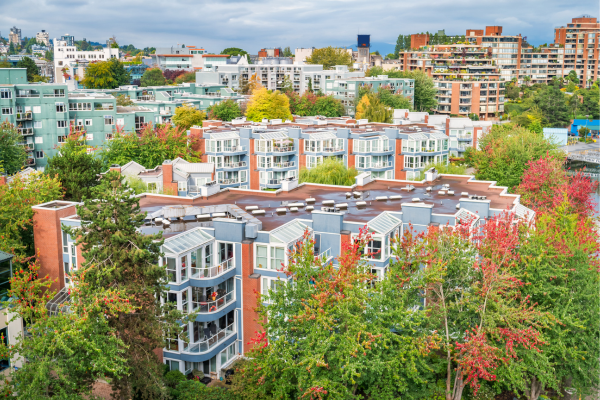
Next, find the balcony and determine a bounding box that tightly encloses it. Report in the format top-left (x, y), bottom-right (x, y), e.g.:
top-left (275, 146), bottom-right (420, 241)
top-left (222, 161), bottom-right (247, 169)
top-left (16, 112), bottom-right (32, 121)
top-left (191, 290), bottom-right (235, 313)
top-left (19, 127), bottom-right (34, 136)
top-left (222, 146), bottom-right (246, 153)
top-left (218, 178), bottom-right (243, 185)
top-left (183, 322), bottom-right (236, 355)
top-left (16, 92), bottom-right (40, 98)
top-left (272, 146), bottom-right (294, 153)
top-left (137, 95), bottom-right (155, 101)
top-left (191, 258), bottom-right (234, 279)
top-left (369, 161), bottom-right (393, 169)
top-left (25, 157), bottom-right (35, 166)
top-left (272, 161), bottom-right (295, 169)
top-left (322, 147), bottom-right (344, 153)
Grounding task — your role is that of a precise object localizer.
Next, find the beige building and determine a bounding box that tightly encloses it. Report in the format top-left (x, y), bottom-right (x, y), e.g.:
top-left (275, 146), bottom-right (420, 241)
top-left (8, 26), bottom-right (21, 47)
top-left (36, 30), bottom-right (50, 46)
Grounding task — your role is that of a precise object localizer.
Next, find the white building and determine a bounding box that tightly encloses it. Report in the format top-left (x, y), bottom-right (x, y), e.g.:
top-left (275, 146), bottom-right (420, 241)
top-left (36, 30), bottom-right (50, 46)
top-left (53, 38), bottom-right (119, 90)
top-left (196, 60), bottom-right (364, 95)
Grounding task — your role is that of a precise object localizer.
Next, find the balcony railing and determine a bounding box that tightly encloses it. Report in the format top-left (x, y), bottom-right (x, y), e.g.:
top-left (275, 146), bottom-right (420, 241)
top-left (223, 146), bottom-right (246, 153)
top-left (16, 93), bottom-right (40, 98)
top-left (273, 161), bottom-right (295, 169)
top-left (191, 258), bottom-right (234, 279)
top-left (219, 178), bottom-right (245, 185)
top-left (19, 128), bottom-right (34, 136)
top-left (25, 158), bottom-right (35, 166)
top-left (191, 291), bottom-right (235, 313)
top-left (355, 147), bottom-right (392, 153)
top-left (322, 147), bottom-right (345, 153)
top-left (222, 161), bottom-right (247, 169)
top-left (369, 161), bottom-right (393, 168)
top-left (272, 146), bottom-right (294, 153)
top-left (16, 112), bottom-right (33, 121)
top-left (182, 323), bottom-right (235, 354)
top-left (137, 95), bottom-right (155, 101)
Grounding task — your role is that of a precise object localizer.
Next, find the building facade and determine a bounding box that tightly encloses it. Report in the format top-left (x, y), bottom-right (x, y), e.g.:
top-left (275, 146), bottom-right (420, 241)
top-left (8, 27), bottom-right (21, 47)
top-left (31, 169), bottom-right (535, 379)
top-left (53, 38), bottom-right (119, 90)
top-left (152, 45), bottom-right (215, 71)
top-left (36, 30), bottom-right (50, 46)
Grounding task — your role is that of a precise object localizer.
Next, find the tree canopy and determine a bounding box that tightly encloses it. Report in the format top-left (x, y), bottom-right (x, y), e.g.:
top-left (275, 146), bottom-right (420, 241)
top-left (0, 121), bottom-right (27, 175)
top-left (80, 59), bottom-right (130, 89)
top-left (221, 47), bottom-right (249, 57)
top-left (299, 157), bottom-right (357, 186)
top-left (245, 88), bottom-right (293, 122)
top-left (305, 47), bottom-right (353, 70)
top-left (355, 93), bottom-right (392, 123)
top-left (172, 104), bottom-right (206, 130)
top-left (207, 99), bottom-right (242, 121)
top-left (286, 92), bottom-right (346, 117)
top-left (141, 68), bottom-right (166, 87)
top-left (16, 56), bottom-right (39, 82)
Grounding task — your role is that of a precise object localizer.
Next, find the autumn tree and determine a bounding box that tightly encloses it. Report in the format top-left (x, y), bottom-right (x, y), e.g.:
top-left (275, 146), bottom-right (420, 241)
top-left (172, 104), bottom-right (206, 130)
top-left (247, 73), bottom-right (263, 94)
top-left (0, 171), bottom-right (62, 256)
top-left (0, 121), bottom-right (27, 175)
top-left (355, 93), bottom-right (392, 122)
top-left (175, 72), bottom-right (196, 84)
top-left (393, 213), bottom-right (546, 400)
top-left (0, 257), bottom-right (135, 398)
top-left (115, 94), bottom-right (135, 106)
top-left (64, 172), bottom-right (191, 399)
top-left (100, 123), bottom-right (201, 169)
top-left (305, 47), bottom-right (353, 70)
top-left (246, 87), bottom-right (292, 122)
top-left (45, 127), bottom-right (103, 201)
top-left (243, 229), bottom-right (435, 399)
top-left (81, 60), bottom-right (117, 89)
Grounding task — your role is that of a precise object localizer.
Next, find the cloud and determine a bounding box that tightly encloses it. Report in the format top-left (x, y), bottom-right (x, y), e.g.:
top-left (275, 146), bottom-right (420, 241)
top-left (0, 0), bottom-right (597, 52)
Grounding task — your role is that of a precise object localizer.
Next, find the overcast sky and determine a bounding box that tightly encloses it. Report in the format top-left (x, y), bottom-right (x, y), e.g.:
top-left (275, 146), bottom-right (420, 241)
top-left (1, 0), bottom-right (598, 53)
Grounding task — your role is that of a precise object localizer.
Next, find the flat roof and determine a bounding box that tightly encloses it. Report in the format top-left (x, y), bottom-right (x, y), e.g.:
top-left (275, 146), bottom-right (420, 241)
top-left (138, 176), bottom-right (517, 232)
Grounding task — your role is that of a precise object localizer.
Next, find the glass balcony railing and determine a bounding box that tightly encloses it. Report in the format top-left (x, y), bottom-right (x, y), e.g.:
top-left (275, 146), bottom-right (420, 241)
top-left (322, 147), bottom-right (345, 153)
top-left (191, 258), bottom-right (234, 279)
top-left (222, 146), bottom-right (246, 153)
top-left (191, 291), bottom-right (235, 313)
top-left (222, 161), bottom-right (247, 169)
top-left (272, 146), bottom-right (294, 153)
top-left (182, 323), bottom-right (236, 354)
top-left (272, 161), bottom-right (295, 169)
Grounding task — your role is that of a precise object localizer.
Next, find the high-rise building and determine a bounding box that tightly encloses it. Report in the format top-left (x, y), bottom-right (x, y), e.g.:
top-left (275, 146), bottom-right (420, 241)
top-left (8, 26), bottom-right (21, 46)
top-left (36, 30), bottom-right (50, 46)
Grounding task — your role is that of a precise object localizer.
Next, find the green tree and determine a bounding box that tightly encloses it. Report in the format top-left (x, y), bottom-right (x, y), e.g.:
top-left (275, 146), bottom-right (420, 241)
top-left (44, 50), bottom-right (53, 61)
top-left (109, 58), bottom-right (131, 87)
top-left (172, 104), bottom-right (206, 130)
top-left (578, 85), bottom-right (599, 119)
top-left (578, 126), bottom-right (590, 140)
top-left (0, 60), bottom-right (11, 68)
top-left (312, 95), bottom-right (346, 117)
top-left (567, 70), bottom-right (579, 84)
top-left (8, 43), bottom-right (16, 55)
top-left (305, 46), bottom-right (353, 70)
top-left (80, 60), bottom-right (117, 89)
top-left (533, 85), bottom-right (570, 127)
top-left (398, 70), bottom-right (437, 111)
top-left (279, 75), bottom-right (293, 94)
top-left (246, 87), bottom-right (293, 122)
top-left (0, 170), bottom-right (63, 256)
top-left (394, 34), bottom-right (405, 57)
top-left (377, 87), bottom-right (412, 110)
top-left (100, 123), bottom-right (202, 169)
top-left (207, 99), bottom-right (242, 121)
top-left (220, 47), bottom-right (248, 57)
top-left (45, 128), bottom-right (102, 201)
top-left (0, 121), bottom-right (27, 175)
top-left (464, 124), bottom-right (564, 190)
top-left (242, 228), bottom-right (433, 399)
top-left (355, 93), bottom-right (392, 122)
top-left (299, 157), bottom-right (357, 185)
top-left (64, 171), bottom-right (190, 399)
top-left (32, 75), bottom-right (49, 83)
top-left (15, 56), bottom-right (39, 82)
top-left (140, 68), bottom-right (166, 87)
top-left (115, 94), bottom-right (135, 106)
top-left (282, 46), bottom-right (293, 57)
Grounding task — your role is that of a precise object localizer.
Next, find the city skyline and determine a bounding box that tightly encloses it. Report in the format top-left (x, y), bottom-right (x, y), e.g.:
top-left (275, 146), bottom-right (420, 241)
top-left (1, 0), bottom-right (597, 53)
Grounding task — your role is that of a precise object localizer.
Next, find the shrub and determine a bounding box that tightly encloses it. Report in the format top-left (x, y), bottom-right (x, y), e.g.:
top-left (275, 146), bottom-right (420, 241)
top-left (299, 157), bottom-right (357, 186)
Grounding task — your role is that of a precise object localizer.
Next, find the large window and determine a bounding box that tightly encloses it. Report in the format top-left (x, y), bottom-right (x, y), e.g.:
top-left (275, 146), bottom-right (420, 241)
top-left (270, 247), bottom-right (284, 271)
top-left (256, 245), bottom-right (268, 269)
top-left (366, 239), bottom-right (382, 260)
top-left (165, 257), bottom-right (177, 282)
top-left (0, 258), bottom-right (11, 303)
top-left (220, 342), bottom-right (237, 367)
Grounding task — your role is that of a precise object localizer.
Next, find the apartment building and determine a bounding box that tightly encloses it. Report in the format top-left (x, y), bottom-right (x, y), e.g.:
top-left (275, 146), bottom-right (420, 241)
top-left (323, 74), bottom-right (414, 115)
top-left (389, 17), bottom-right (600, 88)
top-left (8, 27), bottom-right (21, 47)
top-left (197, 62), bottom-right (364, 95)
top-left (53, 38), bottom-right (119, 90)
top-left (0, 69), bottom-right (243, 170)
top-left (36, 30), bottom-right (50, 46)
top-left (152, 45), bottom-right (230, 71)
top-left (32, 167), bottom-right (534, 378)
top-left (389, 44), bottom-right (505, 119)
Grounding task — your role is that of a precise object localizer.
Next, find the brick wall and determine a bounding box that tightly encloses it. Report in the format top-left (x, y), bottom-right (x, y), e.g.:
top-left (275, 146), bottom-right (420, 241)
top-left (395, 139), bottom-right (405, 180)
top-left (161, 163), bottom-right (178, 194)
top-left (32, 204), bottom-right (78, 292)
top-left (298, 139), bottom-right (306, 170)
top-left (241, 241), bottom-right (263, 354)
top-left (249, 139), bottom-right (259, 190)
top-left (347, 138), bottom-right (355, 169)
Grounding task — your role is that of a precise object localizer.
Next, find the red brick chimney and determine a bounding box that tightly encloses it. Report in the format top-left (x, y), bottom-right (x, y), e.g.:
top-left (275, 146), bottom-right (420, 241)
top-left (162, 161), bottom-right (178, 195)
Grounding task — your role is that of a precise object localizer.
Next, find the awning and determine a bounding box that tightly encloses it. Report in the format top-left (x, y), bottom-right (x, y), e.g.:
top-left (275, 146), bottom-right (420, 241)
top-left (162, 227), bottom-right (214, 254)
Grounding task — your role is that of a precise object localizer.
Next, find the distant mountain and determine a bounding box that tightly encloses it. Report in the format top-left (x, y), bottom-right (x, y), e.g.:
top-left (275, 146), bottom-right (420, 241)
top-left (342, 42), bottom-right (396, 57)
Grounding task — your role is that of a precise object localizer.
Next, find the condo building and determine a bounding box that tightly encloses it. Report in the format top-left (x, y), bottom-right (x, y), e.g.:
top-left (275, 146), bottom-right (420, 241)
top-left (31, 168), bottom-right (535, 379)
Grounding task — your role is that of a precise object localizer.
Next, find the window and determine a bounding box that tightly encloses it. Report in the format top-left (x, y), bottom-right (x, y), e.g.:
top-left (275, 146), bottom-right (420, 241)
top-left (0, 327), bottom-right (8, 371)
top-left (204, 244), bottom-right (212, 268)
top-left (270, 247), bottom-right (284, 271)
top-left (219, 243), bottom-right (234, 263)
top-left (35, 151), bottom-right (44, 159)
top-left (116, 118), bottom-right (124, 127)
top-left (64, 262), bottom-right (70, 285)
top-left (261, 277), bottom-right (284, 297)
top-left (68, 102), bottom-right (92, 111)
top-left (55, 103), bottom-right (65, 113)
top-left (1, 108), bottom-right (12, 115)
top-left (180, 255), bottom-right (188, 281)
top-left (0, 89), bottom-right (11, 99)
top-left (220, 342), bottom-right (237, 367)
top-left (34, 121), bottom-right (42, 129)
top-left (32, 106), bottom-right (41, 114)
top-left (86, 133), bottom-right (93, 141)
top-left (147, 182), bottom-right (157, 192)
top-left (0, 257), bottom-right (12, 303)
top-left (54, 89), bottom-right (65, 97)
top-left (104, 115), bottom-right (114, 125)
top-left (62, 231), bottom-right (69, 253)
top-left (177, 181), bottom-right (187, 192)
top-left (58, 136), bottom-right (66, 143)
top-left (256, 245), bottom-right (268, 269)
top-left (85, 119), bottom-right (92, 126)
top-left (165, 257), bottom-right (177, 282)
top-left (57, 120), bottom-right (67, 128)
top-left (35, 137), bottom-right (43, 144)
top-left (366, 239), bottom-right (382, 260)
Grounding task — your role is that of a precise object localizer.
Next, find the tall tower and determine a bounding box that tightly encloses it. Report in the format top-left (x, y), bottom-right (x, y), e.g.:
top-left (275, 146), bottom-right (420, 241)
top-left (357, 34), bottom-right (371, 68)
